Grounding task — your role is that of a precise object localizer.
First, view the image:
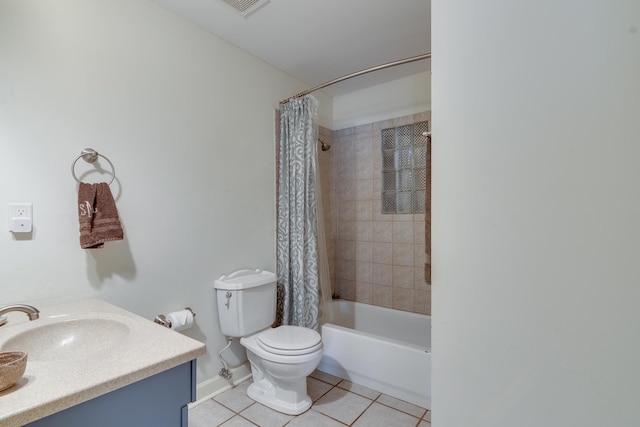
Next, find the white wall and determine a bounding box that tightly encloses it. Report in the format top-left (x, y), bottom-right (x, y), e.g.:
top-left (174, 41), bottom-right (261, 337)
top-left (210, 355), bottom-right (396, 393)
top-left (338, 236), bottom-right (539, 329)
top-left (433, 1), bottom-right (640, 426)
top-left (0, 0), bottom-right (316, 384)
top-left (332, 71), bottom-right (430, 130)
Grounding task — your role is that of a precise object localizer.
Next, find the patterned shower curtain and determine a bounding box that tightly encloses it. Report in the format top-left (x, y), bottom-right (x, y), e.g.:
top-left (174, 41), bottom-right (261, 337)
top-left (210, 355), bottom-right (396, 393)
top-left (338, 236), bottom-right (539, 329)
top-left (276, 96), bottom-right (320, 330)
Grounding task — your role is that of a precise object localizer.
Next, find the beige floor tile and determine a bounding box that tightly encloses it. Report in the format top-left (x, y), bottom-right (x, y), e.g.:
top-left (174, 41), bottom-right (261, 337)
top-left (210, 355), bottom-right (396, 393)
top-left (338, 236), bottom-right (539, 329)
top-left (214, 381), bottom-right (255, 413)
top-left (353, 402), bottom-right (419, 427)
top-left (219, 415), bottom-right (258, 426)
top-left (337, 380), bottom-right (381, 400)
top-left (309, 369), bottom-right (343, 385)
top-left (240, 402), bottom-right (293, 427)
top-left (376, 393), bottom-right (427, 418)
top-left (308, 377), bottom-right (334, 401)
top-left (312, 387), bottom-right (373, 425)
top-left (286, 409), bottom-right (347, 427)
top-left (189, 399), bottom-right (235, 427)
top-left (190, 374), bottom-right (430, 427)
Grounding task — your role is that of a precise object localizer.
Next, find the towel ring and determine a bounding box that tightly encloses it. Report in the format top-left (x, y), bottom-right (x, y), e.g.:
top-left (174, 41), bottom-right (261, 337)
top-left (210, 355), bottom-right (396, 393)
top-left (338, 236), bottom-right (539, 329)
top-left (71, 148), bottom-right (116, 185)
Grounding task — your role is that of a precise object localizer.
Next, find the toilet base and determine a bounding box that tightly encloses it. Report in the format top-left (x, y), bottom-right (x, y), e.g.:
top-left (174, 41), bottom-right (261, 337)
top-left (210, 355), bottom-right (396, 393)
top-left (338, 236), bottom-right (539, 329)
top-left (246, 380), bottom-right (312, 415)
top-left (240, 327), bottom-right (323, 415)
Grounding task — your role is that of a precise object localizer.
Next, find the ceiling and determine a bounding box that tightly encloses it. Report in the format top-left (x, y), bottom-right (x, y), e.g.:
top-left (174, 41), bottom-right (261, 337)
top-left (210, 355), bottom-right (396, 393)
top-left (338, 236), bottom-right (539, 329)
top-left (150, 0), bottom-right (431, 97)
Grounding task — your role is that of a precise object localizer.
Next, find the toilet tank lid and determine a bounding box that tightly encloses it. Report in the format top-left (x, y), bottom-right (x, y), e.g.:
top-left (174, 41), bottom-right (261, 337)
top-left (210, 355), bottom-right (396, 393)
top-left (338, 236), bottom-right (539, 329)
top-left (214, 269), bottom-right (277, 290)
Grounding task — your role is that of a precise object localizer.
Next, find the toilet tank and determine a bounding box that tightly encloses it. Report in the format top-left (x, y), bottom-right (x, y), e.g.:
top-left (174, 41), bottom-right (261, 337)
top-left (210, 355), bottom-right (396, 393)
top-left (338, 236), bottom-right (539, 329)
top-left (213, 269), bottom-right (277, 337)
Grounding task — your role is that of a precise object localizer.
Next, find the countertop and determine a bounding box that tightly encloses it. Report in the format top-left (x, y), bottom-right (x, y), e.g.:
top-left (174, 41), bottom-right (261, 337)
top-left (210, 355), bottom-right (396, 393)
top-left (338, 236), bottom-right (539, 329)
top-left (0, 299), bottom-right (206, 426)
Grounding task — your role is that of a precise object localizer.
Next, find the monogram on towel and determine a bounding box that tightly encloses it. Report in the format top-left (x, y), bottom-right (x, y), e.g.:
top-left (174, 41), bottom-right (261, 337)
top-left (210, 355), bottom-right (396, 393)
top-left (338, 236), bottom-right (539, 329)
top-left (78, 182), bottom-right (123, 249)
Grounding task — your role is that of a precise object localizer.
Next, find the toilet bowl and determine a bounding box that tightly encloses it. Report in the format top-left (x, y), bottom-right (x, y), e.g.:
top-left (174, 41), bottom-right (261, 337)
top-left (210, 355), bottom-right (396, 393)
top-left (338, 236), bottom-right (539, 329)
top-left (213, 269), bottom-right (324, 415)
top-left (240, 325), bottom-right (323, 415)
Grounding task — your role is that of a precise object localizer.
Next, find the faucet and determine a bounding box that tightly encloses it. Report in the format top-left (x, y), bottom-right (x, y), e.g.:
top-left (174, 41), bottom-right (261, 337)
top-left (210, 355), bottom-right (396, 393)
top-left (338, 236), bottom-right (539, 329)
top-left (0, 304), bottom-right (40, 325)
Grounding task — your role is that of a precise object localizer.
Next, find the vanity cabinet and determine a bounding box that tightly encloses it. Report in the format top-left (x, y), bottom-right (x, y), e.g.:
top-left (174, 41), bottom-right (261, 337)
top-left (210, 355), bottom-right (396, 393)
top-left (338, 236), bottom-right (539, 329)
top-left (24, 360), bottom-right (196, 427)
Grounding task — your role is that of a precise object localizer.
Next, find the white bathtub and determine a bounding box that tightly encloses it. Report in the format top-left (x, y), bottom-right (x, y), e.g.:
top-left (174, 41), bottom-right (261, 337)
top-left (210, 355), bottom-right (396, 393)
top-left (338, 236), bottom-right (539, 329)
top-left (317, 300), bottom-right (431, 409)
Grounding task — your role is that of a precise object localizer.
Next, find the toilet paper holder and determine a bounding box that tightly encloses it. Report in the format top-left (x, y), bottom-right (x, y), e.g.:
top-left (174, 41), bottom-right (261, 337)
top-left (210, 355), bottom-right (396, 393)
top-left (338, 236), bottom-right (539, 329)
top-left (154, 307), bottom-right (195, 329)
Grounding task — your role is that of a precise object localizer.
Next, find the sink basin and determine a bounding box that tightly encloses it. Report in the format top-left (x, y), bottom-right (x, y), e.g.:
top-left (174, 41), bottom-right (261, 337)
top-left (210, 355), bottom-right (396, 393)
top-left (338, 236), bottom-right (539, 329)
top-left (1, 317), bottom-right (131, 361)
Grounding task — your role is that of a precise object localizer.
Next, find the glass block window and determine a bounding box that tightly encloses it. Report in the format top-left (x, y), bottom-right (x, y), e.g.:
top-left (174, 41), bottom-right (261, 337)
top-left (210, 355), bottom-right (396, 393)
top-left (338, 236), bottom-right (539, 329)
top-left (381, 121), bottom-right (429, 214)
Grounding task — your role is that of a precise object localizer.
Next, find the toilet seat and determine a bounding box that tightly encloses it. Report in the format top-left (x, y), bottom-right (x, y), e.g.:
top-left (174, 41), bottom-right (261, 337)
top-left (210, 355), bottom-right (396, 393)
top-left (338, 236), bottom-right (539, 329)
top-left (257, 325), bottom-right (322, 356)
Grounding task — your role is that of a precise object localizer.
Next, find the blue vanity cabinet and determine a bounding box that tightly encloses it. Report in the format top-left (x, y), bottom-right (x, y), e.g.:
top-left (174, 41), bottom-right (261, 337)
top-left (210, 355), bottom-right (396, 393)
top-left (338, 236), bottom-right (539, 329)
top-left (24, 360), bottom-right (196, 427)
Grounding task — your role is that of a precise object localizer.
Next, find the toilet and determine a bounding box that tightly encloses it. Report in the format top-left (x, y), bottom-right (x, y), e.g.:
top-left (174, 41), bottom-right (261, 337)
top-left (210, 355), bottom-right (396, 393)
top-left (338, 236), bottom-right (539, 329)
top-left (214, 269), bottom-right (323, 415)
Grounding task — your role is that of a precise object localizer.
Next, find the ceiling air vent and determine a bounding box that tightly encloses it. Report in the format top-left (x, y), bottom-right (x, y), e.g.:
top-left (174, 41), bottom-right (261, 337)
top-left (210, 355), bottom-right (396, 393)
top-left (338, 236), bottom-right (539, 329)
top-left (220, 0), bottom-right (270, 17)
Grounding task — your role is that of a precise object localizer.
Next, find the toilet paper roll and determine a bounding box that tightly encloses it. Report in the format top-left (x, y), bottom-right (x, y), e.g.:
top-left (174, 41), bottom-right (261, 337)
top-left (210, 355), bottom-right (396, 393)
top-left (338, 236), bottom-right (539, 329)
top-left (166, 309), bottom-right (194, 332)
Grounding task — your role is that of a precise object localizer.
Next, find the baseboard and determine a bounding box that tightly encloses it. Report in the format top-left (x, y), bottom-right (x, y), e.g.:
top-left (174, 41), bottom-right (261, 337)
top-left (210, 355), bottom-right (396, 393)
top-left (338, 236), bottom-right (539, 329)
top-left (189, 362), bottom-right (252, 408)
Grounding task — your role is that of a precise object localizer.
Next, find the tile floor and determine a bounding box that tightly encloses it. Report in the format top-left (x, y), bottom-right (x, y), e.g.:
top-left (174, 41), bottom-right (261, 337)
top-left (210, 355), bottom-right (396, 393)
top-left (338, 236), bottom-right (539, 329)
top-left (189, 370), bottom-right (431, 427)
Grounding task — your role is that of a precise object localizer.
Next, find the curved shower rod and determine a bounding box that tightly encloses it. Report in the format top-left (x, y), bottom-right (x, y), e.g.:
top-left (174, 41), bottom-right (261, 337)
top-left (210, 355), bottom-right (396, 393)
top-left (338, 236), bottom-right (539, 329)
top-left (280, 53), bottom-right (431, 104)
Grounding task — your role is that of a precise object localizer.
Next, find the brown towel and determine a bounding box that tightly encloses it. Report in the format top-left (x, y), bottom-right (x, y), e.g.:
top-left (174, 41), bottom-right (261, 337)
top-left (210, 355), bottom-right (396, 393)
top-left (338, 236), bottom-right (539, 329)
top-left (78, 182), bottom-right (124, 249)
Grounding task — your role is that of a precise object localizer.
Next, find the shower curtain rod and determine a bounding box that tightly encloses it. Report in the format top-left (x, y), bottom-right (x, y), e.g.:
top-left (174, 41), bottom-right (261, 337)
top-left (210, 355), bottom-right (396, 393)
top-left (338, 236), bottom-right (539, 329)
top-left (280, 53), bottom-right (431, 104)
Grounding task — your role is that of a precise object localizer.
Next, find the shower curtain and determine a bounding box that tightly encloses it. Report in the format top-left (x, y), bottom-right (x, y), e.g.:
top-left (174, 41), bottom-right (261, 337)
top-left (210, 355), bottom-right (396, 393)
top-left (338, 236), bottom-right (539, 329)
top-left (276, 96), bottom-right (331, 331)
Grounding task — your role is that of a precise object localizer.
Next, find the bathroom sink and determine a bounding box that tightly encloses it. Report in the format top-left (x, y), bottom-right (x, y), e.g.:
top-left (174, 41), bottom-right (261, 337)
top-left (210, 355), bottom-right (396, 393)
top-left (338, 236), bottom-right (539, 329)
top-left (0, 299), bottom-right (206, 427)
top-left (0, 316), bottom-right (131, 361)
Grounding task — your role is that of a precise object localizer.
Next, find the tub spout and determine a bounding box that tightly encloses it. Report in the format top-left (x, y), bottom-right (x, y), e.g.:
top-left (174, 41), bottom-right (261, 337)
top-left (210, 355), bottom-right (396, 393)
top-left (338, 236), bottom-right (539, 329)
top-left (0, 304), bottom-right (40, 323)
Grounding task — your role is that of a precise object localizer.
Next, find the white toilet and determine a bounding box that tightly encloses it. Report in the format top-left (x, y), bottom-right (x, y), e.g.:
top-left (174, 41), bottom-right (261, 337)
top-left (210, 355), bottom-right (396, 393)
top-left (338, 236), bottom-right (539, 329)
top-left (214, 269), bottom-right (323, 415)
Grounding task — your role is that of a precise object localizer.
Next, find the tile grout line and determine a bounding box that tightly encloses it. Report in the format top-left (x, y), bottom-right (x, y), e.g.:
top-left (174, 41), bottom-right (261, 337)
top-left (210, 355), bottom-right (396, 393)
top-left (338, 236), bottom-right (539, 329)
top-left (310, 374), bottom-right (429, 421)
top-left (204, 373), bottom-right (429, 426)
top-left (347, 397), bottom-right (376, 426)
top-left (306, 380), bottom-right (361, 426)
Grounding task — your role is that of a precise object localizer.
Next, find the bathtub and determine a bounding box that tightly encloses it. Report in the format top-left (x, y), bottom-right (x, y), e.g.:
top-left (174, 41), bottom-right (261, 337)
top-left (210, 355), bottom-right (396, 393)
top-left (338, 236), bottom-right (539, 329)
top-left (317, 300), bottom-right (431, 409)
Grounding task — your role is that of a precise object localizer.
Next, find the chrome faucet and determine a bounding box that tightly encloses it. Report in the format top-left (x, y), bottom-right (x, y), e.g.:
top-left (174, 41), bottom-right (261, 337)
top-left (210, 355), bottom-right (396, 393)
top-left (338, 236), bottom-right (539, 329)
top-left (0, 304), bottom-right (40, 324)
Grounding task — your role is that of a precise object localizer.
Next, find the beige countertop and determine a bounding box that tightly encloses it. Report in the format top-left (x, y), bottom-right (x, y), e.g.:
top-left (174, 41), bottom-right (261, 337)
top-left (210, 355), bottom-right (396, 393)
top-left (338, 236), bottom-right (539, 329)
top-left (0, 298), bottom-right (206, 426)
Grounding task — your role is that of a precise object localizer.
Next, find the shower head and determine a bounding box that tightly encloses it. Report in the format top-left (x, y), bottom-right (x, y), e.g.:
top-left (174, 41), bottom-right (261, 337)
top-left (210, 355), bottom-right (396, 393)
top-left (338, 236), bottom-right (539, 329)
top-left (319, 139), bottom-right (331, 151)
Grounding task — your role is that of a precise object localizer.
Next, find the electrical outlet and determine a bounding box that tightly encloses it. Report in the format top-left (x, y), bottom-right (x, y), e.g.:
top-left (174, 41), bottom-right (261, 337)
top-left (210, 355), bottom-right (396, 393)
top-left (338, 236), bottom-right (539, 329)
top-left (8, 203), bottom-right (32, 231)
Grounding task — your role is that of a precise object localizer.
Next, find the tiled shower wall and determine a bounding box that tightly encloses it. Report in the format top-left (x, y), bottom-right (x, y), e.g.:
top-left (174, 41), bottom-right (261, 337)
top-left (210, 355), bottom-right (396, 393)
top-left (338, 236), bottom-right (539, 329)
top-left (318, 111), bottom-right (431, 315)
